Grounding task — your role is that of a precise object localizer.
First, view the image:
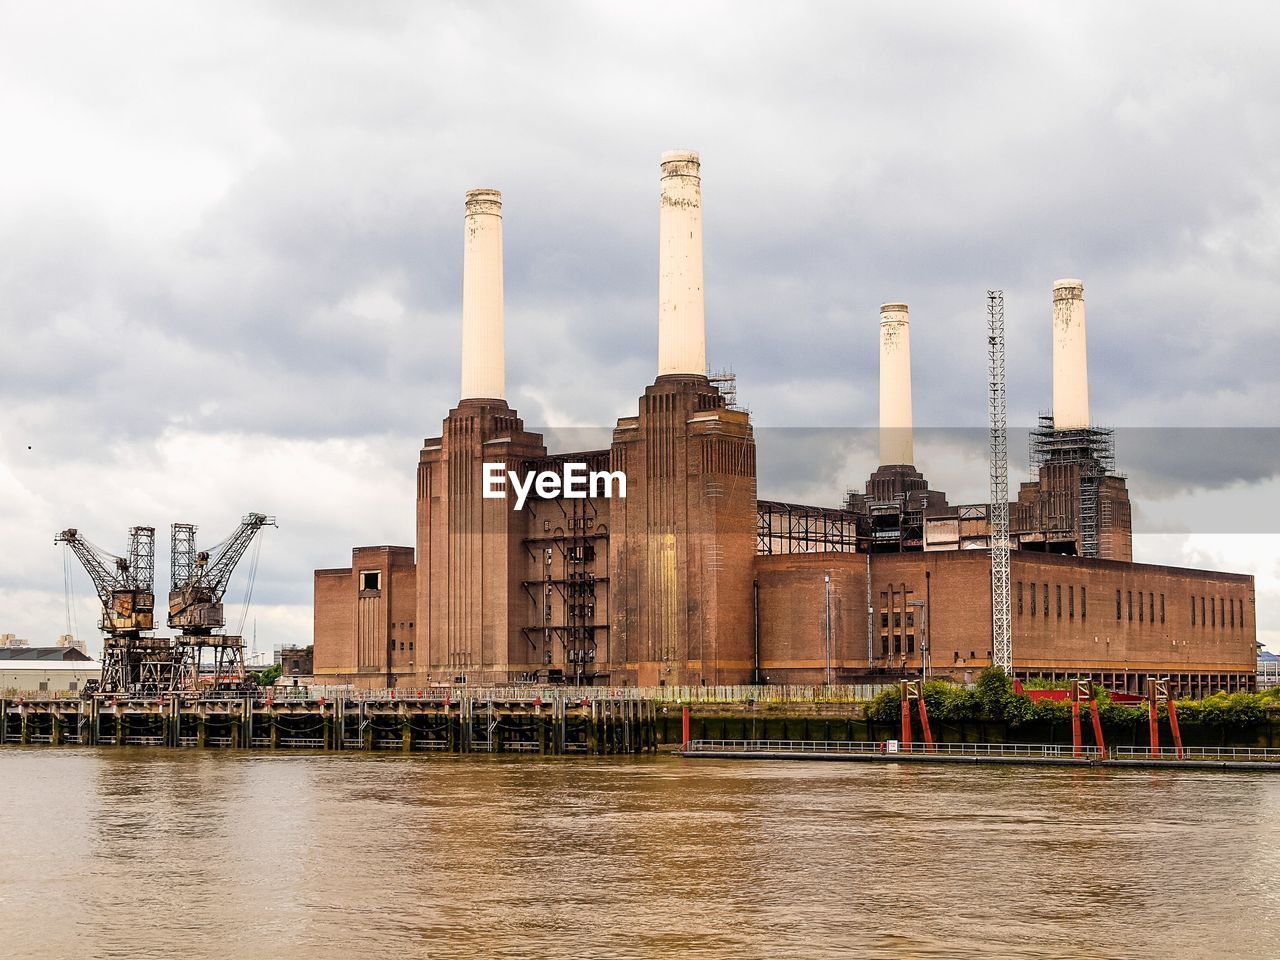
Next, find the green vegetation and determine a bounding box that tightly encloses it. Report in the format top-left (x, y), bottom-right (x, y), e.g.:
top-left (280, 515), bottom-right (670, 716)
top-left (868, 667), bottom-right (1280, 737)
top-left (255, 663), bottom-right (282, 687)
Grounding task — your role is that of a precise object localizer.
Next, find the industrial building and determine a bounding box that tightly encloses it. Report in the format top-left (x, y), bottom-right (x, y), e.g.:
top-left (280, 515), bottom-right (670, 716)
top-left (314, 152), bottom-right (1257, 697)
top-left (0, 646), bottom-right (100, 694)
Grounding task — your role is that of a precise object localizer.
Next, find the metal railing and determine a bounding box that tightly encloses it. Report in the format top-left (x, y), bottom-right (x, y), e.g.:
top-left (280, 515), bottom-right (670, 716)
top-left (296, 683), bottom-right (892, 704)
top-left (684, 739), bottom-right (1103, 759)
top-left (1113, 746), bottom-right (1280, 762)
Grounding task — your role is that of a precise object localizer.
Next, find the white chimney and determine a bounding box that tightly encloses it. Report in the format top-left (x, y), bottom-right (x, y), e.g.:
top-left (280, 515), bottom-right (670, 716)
top-left (657, 150), bottom-right (707, 377)
top-left (879, 303), bottom-right (914, 466)
top-left (460, 188), bottom-right (505, 401)
top-left (1052, 279), bottom-right (1089, 430)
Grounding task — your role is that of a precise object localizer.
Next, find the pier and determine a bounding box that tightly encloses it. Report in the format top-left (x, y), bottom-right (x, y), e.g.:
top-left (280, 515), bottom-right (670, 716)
top-left (0, 691), bottom-right (659, 754)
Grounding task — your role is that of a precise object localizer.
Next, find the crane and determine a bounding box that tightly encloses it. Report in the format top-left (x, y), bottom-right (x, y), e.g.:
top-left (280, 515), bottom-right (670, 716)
top-left (168, 513), bottom-right (276, 690)
top-left (56, 525), bottom-right (179, 693)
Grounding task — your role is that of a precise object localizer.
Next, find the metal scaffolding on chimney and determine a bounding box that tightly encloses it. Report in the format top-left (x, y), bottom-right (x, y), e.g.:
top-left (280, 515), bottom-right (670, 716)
top-left (987, 291), bottom-right (1012, 674)
top-left (1027, 414), bottom-right (1115, 559)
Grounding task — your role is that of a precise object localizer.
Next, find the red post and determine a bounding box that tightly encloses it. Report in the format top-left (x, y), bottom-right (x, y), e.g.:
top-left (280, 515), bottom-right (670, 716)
top-left (1148, 699), bottom-right (1160, 758)
top-left (1071, 699), bottom-right (1082, 758)
top-left (681, 705), bottom-right (690, 747)
top-left (1167, 699), bottom-right (1184, 760)
top-left (901, 694), bottom-right (912, 746)
top-left (1089, 699), bottom-right (1105, 754)
top-left (917, 694), bottom-right (934, 752)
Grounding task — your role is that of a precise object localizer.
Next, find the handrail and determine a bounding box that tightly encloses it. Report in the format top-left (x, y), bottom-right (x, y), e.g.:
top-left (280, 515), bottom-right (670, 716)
top-left (684, 739), bottom-right (1103, 758)
top-left (1113, 745), bottom-right (1280, 762)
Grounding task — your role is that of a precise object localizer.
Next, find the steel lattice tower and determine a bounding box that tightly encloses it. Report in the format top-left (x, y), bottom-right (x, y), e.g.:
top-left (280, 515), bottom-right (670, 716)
top-left (987, 291), bottom-right (1012, 673)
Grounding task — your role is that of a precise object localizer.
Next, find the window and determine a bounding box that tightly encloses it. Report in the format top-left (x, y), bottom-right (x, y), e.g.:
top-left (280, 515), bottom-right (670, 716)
top-left (1043, 584), bottom-right (1049, 618)
top-left (907, 635), bottom-right (916, 654)
top-left (1069, 585), bottom-right (1075, 619)
top-left (408, 641), bottom-right (414, 651)
top-left (1138, 590), bottom-right (1143, 623)
top-left (69, 681), bottom-right (78, 692)
top-left (881, 612), bottom-right (889, 628)
top-left (894, 635), bottom-right (902, 654)
top-left (1160, 594), bottom-right (1165, 624)
top-left (1056, 585), bottom-right (1062, 619)
top-left (1031, 583), bottom-right (1037, 617)
top-left (1149, 594), bottom-right (1155, 624)
top-left (1220, 598), bottom-right (1225, 628)
top-left (1127, 591), bottom-right (1133, 621)
top-left (894, 612), bottom-right (902, 628)
top-left (1211, 598), bottom-right (1216, 628)
top-left (1191, 596), bottom-right (1196, 625)
top-left (1231, 599), bottom-right (1235, 629)
top-left (1240, 598), bottom-right (1246, 629)
top-left (1017, 581), bottom-right (1024, 615)
top-left (881, 636), bottom-right (889, 656)
top-left (1081, 586), bottom-right (1087, 620)
top-left (1201, 596), bottom-right (1206, 627)
top-left (1117, 590), bottom-right (1123, 621)
top-left (38, 681), bottom-right (48, 692)
top-left (359, 570), bottom-right (382, 591)
top-left (906, 612), bottom-right (915, 628)
top-left (399, 642), bottom-right (405, 652)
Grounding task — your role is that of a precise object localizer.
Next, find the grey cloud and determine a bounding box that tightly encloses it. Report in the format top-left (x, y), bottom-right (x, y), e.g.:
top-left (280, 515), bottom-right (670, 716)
top-left (2, 0), bottom-right (1279, 646)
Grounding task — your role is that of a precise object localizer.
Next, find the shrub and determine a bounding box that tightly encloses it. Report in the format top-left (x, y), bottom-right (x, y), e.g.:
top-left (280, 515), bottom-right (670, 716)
top-left (976, 666), bottom-right (1013, 720)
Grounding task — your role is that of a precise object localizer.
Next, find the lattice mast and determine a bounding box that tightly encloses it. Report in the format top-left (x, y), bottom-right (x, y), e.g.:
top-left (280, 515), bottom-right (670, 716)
top-left (987, 291), bottom-right (1013, 674)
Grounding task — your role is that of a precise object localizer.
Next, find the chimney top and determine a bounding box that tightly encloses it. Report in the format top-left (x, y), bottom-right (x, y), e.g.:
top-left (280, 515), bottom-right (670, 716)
top-left (660, 150), bottom-right (700, 178)
top-left (880, 303), bottom-right (909, 317)
top-left (465, 188), bottom-right (502, 215)
top-left (1053, 278), bottom-right (1084, 301)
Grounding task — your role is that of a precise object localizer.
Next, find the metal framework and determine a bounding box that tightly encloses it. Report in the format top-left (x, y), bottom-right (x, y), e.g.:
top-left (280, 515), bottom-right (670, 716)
top-left (518, 457), bottom-right (611, 684)
top-left (1027, 414), bottom-right (1116, 558)
top-left (168, 513), bottom-right (276, 692)
top-left (987, 291), bottom-right (1012, 674)
top-left (707, 368), bottom-right (741, 411)
top-left (56, 525), bottom-right (181, 693)
top-left (756, 500), bottom-right (859, 555)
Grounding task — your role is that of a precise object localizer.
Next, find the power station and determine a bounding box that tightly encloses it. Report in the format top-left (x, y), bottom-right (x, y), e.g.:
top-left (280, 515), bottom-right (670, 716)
top-left (313, 152), bottom-right (1257, 697)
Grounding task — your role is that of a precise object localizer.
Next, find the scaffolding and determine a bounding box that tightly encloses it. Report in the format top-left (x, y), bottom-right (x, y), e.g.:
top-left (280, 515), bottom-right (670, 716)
top-left (1027, 414), bottom-right (1115, 559)
top-left (708, 368), bottom-right (743, 412)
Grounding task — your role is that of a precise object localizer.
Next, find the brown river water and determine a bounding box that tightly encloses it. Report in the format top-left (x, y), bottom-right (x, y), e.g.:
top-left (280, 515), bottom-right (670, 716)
top-left (1, 750), bottom-right (1277, 960)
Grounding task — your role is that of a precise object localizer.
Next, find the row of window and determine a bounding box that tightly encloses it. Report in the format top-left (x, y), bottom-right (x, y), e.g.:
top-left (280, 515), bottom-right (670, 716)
top-left (880, 634), bottom-right (917, 656)
top-left (1191, 595), bottom-right (1246, 630)
top-left (1016, 582), bottom-right (1248, 631)
top-left (1114, 590), bottom-right (1164, 624)
top-left (396, 641), bottom-right (415, 653)
top-left (1016, 582), bottom-right (1086, 621)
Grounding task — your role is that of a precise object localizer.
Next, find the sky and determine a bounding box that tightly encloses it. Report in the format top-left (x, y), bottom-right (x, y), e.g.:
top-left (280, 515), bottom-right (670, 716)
top-left (1, 1), bottom-right (1277, 658)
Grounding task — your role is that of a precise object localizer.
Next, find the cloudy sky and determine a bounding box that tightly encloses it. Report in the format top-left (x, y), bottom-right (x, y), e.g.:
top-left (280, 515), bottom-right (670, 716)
top-left (1, 1), bottom-right (1277, 657)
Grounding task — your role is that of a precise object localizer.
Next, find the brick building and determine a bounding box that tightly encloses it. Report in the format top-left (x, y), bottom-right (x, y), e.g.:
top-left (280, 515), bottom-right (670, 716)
top-left (313, 152), bottom-right (1256, 695)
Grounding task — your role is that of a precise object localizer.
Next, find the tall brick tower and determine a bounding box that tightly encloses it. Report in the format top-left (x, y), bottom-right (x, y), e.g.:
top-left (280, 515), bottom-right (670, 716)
top-left (416, 189), bottom-right (546, 682)
top-left (1011, 280), bottom-right (1132, 560)
top-left (608, 152), bottom-right (757, 686)
top-left (849, 302), bottom-right (948, 551)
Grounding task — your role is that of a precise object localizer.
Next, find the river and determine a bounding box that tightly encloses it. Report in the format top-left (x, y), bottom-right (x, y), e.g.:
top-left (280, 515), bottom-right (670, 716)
top-left (0, 750), bottom-right (1276, 959)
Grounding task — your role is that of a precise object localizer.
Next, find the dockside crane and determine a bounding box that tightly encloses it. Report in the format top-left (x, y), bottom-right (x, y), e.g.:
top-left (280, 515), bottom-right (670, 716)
top-left (56, 525), bottom-right (180, 693)
top-left (168, 513), bottom-right (276, 691)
